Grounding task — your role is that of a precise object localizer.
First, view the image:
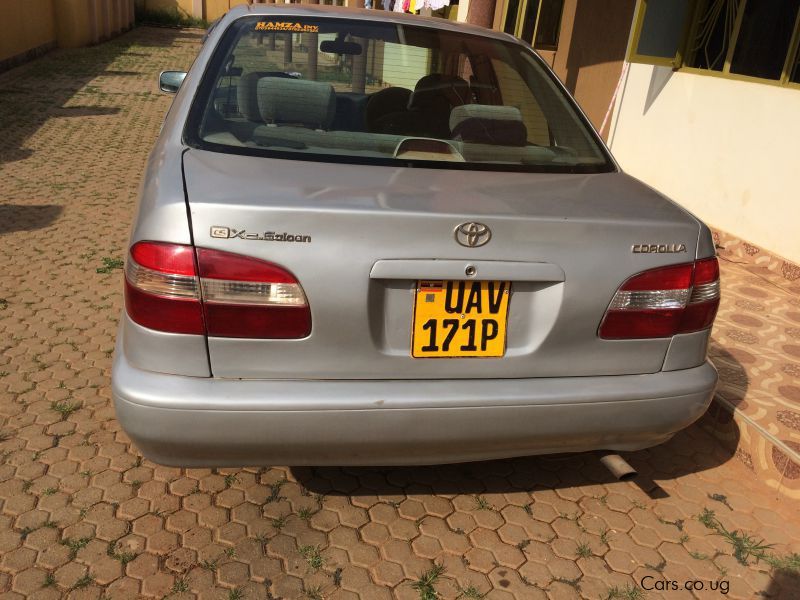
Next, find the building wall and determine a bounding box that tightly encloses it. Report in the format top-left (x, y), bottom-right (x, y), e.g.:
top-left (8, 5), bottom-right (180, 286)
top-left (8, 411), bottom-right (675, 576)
top-left (490, 0), bottom-right (634, 134)
top-left (137, 0), bottom-right (254, 21)
top-left (205, 0), bottom-right (250, 21)
top-left (609, 63), bottom-right (800, 264)
top-left (466, 0), bottom-right (494, 28)
top-left (55, 0), bottom-right (135, 47)
top-left (0, 0), bottom-right (135, 70)
top-left (138, 0), bottom-right (196, 16)
top-left (0, 0), bottom-right (57, 67)
top-left (550, 0), bottom-right (634, 134)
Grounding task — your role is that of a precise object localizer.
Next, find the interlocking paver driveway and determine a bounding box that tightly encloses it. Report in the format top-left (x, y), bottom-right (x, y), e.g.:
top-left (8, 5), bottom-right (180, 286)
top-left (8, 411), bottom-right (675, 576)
top-left (1, 26), bottom-right (798, 600)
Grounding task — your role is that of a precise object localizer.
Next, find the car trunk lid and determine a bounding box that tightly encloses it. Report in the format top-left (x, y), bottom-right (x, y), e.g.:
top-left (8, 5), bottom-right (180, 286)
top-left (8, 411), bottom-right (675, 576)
top-left (182, 149), bottom-right (700, 379)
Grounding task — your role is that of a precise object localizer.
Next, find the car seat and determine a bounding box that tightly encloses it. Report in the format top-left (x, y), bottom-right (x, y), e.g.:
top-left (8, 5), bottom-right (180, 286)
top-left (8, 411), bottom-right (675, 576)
top-left (367, 74), bottom-right (470, 139)
top-left (365, 87), bottom-right (412, 133)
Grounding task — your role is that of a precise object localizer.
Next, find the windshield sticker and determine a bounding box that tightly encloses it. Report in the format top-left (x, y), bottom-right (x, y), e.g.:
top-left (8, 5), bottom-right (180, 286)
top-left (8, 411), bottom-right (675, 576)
top-left (255, 22), bottom-right (319, 33)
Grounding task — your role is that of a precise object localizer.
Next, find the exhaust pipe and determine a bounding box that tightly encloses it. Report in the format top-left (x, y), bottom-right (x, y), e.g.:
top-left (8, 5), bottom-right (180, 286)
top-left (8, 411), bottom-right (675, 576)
top-left (599, 454), bottom-right (637, 481)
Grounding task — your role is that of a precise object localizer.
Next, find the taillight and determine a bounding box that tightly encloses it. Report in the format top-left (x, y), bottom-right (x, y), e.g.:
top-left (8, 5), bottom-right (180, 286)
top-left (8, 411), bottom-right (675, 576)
top-left (124, 242), bottom-right (311, 339)
top-left (196, 248), bottom-right (310, 339)
top-left (125, 242), bottom-right (204, 335)
top-left (680, 257), bottom-right (720, 333)
top-left (598, 257), bottom-right (720, 339)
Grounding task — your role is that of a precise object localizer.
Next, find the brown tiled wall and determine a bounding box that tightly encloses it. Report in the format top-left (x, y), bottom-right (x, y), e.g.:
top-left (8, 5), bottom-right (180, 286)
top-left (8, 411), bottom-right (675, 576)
top-left (703, 229), bottom-right (800, 500)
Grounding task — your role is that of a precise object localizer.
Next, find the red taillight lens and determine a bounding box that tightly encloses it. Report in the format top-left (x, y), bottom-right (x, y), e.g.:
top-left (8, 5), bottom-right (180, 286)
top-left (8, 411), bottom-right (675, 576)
top-left (130, 242), bottom-right (196, 276)
top-left (196, 248), bottom-right (311, 339)
top-left (678, 257), bottom-right (720, 333)
top-left (619, 263), bottom-right (693, 292)
top-left (693, 257), bottom-right (719, 284)
top-left (124, 242), bottom-right (311, 339)
top-left (125, 242), bottom-right (204, 335)
top-left (599, 308), bottom-right (685, 339)
top-left (598, 257), bottom-right (720, 339)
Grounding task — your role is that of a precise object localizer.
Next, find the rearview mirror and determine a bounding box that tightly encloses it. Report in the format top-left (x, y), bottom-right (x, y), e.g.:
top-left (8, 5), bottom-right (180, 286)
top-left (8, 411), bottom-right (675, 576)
top-left (159, 70), bottom-right (187, 93)
top-left (319, 40), bottom-right (362, 55)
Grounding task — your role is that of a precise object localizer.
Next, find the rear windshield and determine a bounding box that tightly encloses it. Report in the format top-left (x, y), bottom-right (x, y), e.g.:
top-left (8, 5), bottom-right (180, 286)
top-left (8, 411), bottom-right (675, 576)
top-left (187, 16), bottom-right (614, 173)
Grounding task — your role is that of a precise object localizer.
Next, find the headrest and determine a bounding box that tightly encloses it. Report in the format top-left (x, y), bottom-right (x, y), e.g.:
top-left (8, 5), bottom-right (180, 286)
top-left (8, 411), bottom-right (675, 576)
top-left (409, 74), bottom-right (470, 111)
top-left (449, 104), bottom-right (528, 146)
top-left (237, 72), bottom-right (297, 122)
top-left (257, 78), bottom-right (336, 130)
top-left (365, 87), bottom-right (412, 131)
top-left (237, 72), bottom-right (270, 122)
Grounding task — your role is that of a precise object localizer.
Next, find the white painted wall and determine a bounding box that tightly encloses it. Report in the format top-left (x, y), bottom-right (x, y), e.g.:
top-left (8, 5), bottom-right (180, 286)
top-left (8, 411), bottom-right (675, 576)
top-left (608, 62), bottom-right (800, 264)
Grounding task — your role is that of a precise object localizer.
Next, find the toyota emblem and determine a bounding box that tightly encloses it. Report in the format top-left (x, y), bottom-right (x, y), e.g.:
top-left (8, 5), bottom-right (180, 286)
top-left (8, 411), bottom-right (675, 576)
top-left (454, 222), bottom-right (491, 248)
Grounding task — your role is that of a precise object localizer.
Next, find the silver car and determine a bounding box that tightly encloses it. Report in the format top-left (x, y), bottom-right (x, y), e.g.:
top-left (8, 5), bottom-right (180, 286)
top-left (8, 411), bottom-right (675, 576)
top-left (112, 5), bottom-right (719, 467)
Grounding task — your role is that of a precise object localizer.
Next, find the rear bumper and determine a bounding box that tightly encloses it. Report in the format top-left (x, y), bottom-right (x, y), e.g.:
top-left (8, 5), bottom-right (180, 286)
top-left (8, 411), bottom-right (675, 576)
top-left (112, 340), bottom-right (717, 467)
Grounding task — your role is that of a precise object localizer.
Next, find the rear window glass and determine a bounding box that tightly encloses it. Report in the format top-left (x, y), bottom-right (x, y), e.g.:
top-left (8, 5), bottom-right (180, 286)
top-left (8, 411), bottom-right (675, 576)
top-left (187, 16), bottom-right (613, 173)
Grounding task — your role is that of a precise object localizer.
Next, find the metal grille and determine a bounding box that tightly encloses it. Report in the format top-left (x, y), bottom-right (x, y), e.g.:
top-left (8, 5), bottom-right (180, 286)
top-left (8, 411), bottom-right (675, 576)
top-left (689, 0), bottom-right (741, 71)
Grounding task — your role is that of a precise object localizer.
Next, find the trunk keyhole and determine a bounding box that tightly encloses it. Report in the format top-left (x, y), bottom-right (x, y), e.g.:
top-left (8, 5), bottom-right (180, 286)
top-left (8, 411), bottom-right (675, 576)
top-left (465, 265), bottom-right (477, 277)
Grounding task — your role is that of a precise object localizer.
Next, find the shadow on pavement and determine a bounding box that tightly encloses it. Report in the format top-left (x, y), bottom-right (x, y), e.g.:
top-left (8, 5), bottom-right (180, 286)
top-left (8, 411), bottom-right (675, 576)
top-left (766, 569), bottom-right (800, 599)
top-left (0, 26), bottom-right (186, 166)
top-left (51, 106), bottom-right (122, 117)
top-left (707, 343), bottom-right (751, 410)
top-left (0, 204), bottom-right (64, 234)
top-left (292, 420), bottom-right (739, 499)
top-left (101, 70), bottom-right (142, 76)
top-left (293, 352), bottom-right (745, 498)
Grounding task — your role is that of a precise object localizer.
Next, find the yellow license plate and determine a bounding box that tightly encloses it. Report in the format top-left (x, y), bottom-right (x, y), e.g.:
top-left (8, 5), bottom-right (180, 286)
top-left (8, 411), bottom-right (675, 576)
top-left (412, 280), bottom-right (511, 358)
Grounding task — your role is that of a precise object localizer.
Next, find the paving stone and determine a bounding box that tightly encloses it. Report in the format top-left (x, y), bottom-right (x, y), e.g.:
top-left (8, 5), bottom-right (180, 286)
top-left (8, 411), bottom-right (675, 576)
top-left (0, 22), bottom-right (798, 600)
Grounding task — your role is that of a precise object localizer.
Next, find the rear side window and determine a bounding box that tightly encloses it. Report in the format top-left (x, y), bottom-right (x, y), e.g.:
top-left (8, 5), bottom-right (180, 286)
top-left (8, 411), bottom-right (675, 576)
top-left (187, 16), bottom-right (613, 173)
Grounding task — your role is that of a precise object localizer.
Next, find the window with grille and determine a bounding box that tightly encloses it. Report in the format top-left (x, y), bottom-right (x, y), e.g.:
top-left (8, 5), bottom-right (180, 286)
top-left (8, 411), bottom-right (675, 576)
top-left (628, 0), bottom-right (800, 88)
top-left (502, 0), bottom-right (565, 51)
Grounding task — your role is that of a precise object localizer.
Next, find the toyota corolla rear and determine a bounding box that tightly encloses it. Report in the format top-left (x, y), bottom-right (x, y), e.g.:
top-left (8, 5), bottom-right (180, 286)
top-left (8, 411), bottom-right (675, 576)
top-left (111, 6), bottom-right (718, 467)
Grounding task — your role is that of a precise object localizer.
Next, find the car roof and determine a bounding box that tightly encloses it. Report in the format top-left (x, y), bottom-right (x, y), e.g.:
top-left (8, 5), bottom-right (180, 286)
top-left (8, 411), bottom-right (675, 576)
top-left (224, 3), bottom-right (516, 43)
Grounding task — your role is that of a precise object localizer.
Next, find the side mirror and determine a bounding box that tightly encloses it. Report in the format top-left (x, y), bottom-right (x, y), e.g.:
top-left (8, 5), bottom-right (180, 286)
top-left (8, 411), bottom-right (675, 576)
top-left (159, 71), bottom-right (187, 93)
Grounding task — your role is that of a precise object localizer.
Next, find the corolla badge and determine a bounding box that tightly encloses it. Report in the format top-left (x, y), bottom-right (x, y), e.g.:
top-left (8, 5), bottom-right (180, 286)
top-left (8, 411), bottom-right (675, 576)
top-left (455, 222), bottom-right (491, 248)
top-left (632, 243), bottom-right (687, 254)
